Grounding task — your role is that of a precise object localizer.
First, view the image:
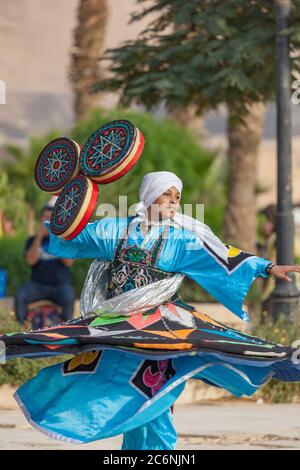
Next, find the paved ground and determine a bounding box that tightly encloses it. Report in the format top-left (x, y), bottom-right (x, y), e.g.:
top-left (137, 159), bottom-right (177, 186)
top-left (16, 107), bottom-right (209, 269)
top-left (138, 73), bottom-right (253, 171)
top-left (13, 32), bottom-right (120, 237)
top-left (1, 401), bottom-right (300, 450)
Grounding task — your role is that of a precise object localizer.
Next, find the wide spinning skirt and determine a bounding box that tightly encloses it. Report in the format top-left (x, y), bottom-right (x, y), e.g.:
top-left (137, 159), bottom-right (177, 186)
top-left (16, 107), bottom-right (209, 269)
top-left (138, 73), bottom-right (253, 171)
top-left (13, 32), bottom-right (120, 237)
top-left (2, 303), bottom-right (300, 445)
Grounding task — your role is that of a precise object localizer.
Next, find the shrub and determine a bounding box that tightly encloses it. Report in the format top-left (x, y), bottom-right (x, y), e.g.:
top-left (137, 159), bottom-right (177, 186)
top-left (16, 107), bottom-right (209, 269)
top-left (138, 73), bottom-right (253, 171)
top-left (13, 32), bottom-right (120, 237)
top-left (71, 107), bottom-right (226, 234)
top-left (0, 234), bottom-right (91, 297)
top-left (0, 310), bottom-right (70, 385)
top-left (0, 233), bottom-right (211, 301)
top-left (251, 313), bottom-right (300, 403)
top-left (1, 108), bottom-right (225, 302)
top-left (0, 234), bottom-right (30, 296)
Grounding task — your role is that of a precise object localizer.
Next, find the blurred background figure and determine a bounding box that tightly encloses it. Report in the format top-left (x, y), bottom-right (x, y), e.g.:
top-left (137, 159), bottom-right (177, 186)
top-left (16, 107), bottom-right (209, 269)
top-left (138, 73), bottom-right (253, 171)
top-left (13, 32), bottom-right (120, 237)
top-left (256, 203), bottom-right (300, 313)
top-left (257, 204), bottom-right (277, 262)
top-left (256, 204), bottom-right (277, 313)
top-left (14, 204), bottom-right (75, 325)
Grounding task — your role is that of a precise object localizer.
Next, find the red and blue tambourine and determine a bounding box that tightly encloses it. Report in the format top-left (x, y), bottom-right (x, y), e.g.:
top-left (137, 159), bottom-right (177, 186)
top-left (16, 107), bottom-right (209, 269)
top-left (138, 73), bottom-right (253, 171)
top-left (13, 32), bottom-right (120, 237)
top-left (79, 119), bottom-right (144, 184)
top-left (37, 120), bottom-right (144, 239)
top-left (34, 137), bottom-right (81, 195)
top-left (50, 175), bottom-right (99, 240)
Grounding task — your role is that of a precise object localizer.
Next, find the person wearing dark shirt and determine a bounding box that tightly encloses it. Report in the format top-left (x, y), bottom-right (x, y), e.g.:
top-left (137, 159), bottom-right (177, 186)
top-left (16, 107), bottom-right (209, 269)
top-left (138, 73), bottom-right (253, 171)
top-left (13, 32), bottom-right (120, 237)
top-left (14, 205), bottom-right (76, 324)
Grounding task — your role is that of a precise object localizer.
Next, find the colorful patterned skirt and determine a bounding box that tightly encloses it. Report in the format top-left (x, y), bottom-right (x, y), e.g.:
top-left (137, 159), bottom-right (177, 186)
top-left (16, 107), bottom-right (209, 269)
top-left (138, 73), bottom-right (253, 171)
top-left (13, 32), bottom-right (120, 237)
top-left (2, 303), bottom-right (300, 448)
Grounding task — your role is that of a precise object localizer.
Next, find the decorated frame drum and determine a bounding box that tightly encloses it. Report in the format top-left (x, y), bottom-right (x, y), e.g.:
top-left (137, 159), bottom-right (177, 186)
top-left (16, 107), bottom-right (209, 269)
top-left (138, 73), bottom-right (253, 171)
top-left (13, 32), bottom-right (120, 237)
top-left (34, 137), bottom-right (81, 195)
top-left (79, 120), bottom-right (144, 184)
top-left (50, 175), bottom-right (99, 240)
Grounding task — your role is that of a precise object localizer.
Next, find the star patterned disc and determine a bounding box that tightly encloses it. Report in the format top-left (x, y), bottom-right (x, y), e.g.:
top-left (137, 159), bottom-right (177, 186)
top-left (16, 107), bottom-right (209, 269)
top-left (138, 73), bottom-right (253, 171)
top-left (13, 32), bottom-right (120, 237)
top-left (34, 137), bottom-right (81, 194)
top-left (50, 175), bottom-right (99, 239)
top-left (44, 149), bottom-right (69, 181)
top-left (90, 130), bottom-right (124, 168)
top-left (57, 186), bottom-right (81, 223)
top-left (79, 120), bottom-right (144, 183)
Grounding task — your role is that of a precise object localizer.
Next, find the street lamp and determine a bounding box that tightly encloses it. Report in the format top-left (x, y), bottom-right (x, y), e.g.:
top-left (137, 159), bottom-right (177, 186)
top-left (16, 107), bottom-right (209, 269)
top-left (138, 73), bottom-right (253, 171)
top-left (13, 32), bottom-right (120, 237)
top-left (271, 0), bottom-right (300, 318)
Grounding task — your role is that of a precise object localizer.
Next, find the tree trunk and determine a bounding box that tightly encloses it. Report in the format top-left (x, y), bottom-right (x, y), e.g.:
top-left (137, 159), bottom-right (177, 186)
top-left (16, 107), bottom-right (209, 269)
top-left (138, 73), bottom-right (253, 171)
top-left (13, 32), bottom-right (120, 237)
top-left (223, 103), bottom-right (265, 253)
top-left (69, 0), bottom-right (108, 120)
top-left (167, 104), bottom-right (204, 138)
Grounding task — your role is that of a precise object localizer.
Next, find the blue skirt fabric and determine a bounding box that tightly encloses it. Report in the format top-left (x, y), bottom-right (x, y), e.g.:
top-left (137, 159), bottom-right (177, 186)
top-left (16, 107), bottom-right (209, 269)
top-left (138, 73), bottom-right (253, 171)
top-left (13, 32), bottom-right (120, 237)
top-left (14, 349), bottom-right (280, 446)
top-left (2, 304), bottom-right (300, 449)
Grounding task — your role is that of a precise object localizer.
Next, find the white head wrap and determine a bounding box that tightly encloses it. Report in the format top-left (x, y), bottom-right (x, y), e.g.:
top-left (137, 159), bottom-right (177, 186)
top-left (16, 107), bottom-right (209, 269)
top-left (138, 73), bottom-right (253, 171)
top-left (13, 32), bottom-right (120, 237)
top-left (132, 171), bottom-right (228, 261)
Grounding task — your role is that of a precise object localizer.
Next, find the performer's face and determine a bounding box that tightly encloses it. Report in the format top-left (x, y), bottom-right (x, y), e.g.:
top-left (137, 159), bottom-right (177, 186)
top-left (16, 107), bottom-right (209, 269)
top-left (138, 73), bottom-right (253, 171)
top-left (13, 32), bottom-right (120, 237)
top-left (149, 186), bottom-right (181, 221)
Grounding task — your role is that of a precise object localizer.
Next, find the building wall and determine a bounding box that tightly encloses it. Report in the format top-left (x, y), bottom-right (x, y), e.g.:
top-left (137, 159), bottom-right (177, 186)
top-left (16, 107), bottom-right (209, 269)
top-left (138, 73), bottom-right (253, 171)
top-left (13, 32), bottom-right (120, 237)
top-left (0, 0), bottom-right (151, 146)
top-left (0, 0), bottom-right (299, 211)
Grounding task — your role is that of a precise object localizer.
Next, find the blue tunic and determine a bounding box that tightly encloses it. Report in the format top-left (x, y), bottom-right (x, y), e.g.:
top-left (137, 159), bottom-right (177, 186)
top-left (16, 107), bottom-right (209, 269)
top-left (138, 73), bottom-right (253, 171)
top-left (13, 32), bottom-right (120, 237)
top-left (44, 217), bottom-right (271, 321)
top-left (4, 217), bottom-right (299, 449)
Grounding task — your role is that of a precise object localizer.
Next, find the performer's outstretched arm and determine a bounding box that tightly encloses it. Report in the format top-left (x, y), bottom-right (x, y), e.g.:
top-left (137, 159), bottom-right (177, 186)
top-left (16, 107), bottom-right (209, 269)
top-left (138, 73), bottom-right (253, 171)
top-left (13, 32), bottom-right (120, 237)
top-left (174, 230), bottom-right (275, 321)
top-left (44, 218), bottom-right (113, 260)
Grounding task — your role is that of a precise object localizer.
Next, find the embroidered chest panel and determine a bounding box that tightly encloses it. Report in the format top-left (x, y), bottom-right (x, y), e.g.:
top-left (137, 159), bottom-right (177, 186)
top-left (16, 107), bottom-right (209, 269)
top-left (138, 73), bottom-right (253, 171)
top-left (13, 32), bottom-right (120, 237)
top-left (106, 222), bottom-right (173, 298)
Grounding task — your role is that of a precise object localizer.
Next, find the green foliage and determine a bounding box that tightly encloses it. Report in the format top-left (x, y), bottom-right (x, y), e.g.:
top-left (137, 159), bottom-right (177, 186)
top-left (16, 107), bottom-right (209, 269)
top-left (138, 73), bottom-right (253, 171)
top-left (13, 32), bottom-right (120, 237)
top-left (71, 107), bottom-right (226, 233)
top-left (1, 107), bottom-right (227, 234)
top-left (179, 277), bottom-right (214, 302)
top-left (251, 313), bottom-right (300, 403)
top-left (0, 232), bottom-right (211, 301)
top-left (0, 311), bottom-right (71, 385)
top-left (98, 0), bottom-right (300, 118)
top-left (0, 234), bottom-right (30, 295)
top-left (1, 131), bottom-right (62, 214)
top-left (0, 108), bottom-right (226, 300)
top-left (0, 173), bottom-right (29, 233)
top-left (0, 234), bottom-right (91, 297)
top-left (70, 259), bottom-right (92, 296)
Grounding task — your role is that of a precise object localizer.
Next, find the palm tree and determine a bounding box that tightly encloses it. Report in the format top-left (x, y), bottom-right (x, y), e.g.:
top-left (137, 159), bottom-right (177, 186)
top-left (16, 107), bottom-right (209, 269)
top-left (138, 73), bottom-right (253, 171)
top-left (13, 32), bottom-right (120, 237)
top-left (167, 103), bottom-right (204, 138)
top-left (224, 103), bottom-right (266, 252)
top-left (69, 0), bottom-right (108, 120)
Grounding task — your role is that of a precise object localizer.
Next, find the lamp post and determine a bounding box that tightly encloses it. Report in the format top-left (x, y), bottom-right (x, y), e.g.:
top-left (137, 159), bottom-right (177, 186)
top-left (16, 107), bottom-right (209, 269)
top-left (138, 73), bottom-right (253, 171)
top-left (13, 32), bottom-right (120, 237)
top-left (271, 0), bottom-right (300, 318)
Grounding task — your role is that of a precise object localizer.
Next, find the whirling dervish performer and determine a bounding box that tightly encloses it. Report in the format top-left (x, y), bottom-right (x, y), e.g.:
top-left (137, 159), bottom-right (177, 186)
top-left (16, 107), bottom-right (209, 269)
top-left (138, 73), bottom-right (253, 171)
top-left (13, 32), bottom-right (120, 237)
top-left (1, 171), bottom-right (300, 450)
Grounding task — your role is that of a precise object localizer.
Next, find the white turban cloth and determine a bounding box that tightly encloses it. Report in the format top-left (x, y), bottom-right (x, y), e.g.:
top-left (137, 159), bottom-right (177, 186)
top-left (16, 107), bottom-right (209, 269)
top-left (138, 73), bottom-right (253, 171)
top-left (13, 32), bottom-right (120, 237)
top-left (132, 171), bottom-right (228, 261)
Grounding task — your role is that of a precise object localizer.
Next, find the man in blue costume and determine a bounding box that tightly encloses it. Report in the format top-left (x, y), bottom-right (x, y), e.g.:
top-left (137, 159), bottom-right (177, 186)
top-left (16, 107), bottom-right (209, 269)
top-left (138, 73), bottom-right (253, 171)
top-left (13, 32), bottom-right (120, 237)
top-left (2, 171), bottom-right (300, 450)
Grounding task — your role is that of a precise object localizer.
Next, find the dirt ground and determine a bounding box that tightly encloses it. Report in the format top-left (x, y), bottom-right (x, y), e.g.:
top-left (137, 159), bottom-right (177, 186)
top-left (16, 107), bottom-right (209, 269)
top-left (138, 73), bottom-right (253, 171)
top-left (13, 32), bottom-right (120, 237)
top-left (0, 401), bottom-right (300, 450)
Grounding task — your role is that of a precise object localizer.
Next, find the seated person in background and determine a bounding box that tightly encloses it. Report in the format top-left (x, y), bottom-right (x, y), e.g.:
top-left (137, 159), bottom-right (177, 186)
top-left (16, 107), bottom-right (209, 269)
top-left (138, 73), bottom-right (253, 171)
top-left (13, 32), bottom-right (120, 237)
top-left (14, 205), bottom-right (75, 324)
top-left (255, 204), bottom-right (277, 313)
top-left (256, 203), bottom-right (300, 312)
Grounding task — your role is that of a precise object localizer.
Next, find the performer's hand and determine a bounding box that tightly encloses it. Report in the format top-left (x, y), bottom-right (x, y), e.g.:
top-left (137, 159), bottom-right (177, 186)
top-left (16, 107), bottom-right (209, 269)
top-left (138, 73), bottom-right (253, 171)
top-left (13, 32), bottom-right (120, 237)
top-left (270, 265), bottom-right (300, 282)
